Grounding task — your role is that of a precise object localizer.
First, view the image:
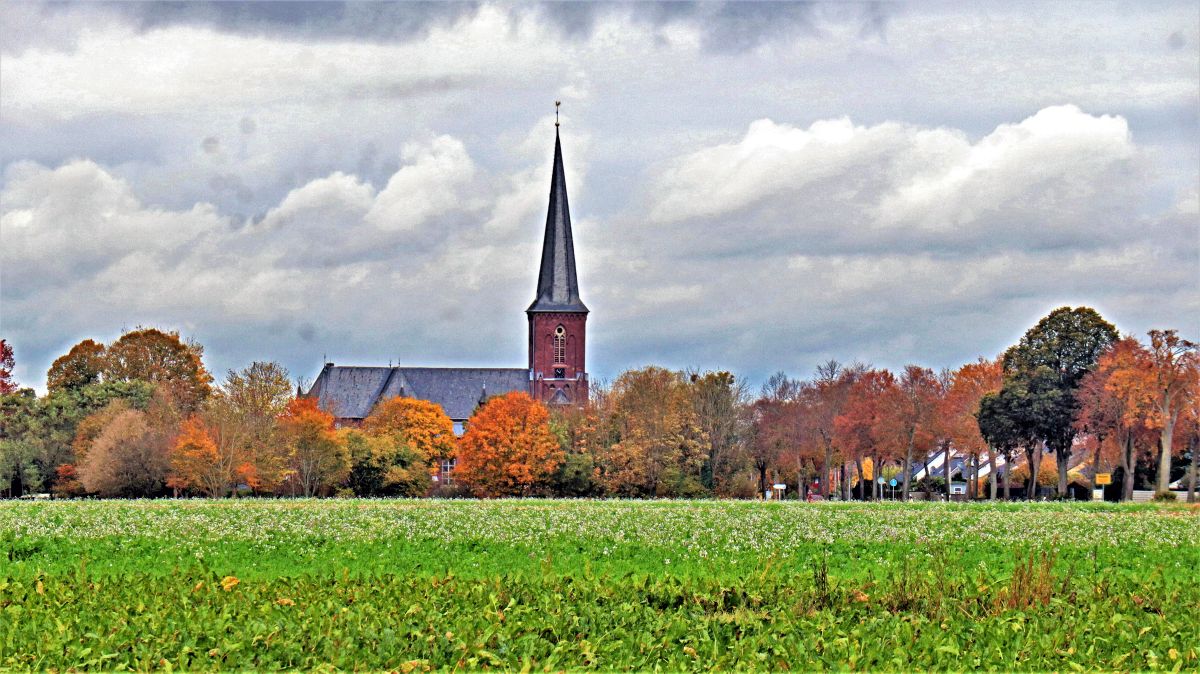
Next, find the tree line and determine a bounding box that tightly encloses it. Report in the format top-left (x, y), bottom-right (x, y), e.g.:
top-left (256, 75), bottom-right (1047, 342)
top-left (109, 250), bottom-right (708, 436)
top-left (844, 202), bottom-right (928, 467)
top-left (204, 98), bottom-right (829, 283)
top-left (0, 306), bottom-right (1196, 501)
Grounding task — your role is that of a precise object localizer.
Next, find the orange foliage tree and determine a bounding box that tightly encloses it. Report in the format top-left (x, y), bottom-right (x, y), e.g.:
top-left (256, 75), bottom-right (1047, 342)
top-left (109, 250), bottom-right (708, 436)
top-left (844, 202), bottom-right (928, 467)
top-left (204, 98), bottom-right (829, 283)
top-left (1077, 337), bottom-right (1159, 500)
top-left (456, 391), bottom-right (563, 497)
top-left (278, 397), bottom-right (348, 496)
top-left (363, 396), bottom-right (457, 472)
top-left (104, 328), bottom-right (213, 412)
top-left (941, 358), bottom-right (1003, 499)
top-left (0, 339), bottom-right (16, 394)
top-left (46, 339), bottom-right (106, 392)
top-left (1144, 330), bottom-right (1198, 493)
top-left (168, 416), bottom-right (227, 497)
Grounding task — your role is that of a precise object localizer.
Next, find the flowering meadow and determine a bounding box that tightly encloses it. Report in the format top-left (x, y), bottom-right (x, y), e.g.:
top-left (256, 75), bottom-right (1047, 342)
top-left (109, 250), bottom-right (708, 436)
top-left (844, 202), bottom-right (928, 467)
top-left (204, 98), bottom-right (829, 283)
top-left (2, 500), bottom-right (1197, 670)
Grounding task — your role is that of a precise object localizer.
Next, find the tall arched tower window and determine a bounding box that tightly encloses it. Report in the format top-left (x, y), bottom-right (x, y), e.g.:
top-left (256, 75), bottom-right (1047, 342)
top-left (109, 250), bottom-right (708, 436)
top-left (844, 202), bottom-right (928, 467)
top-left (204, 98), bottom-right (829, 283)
top-left (553, 325), bottom-right (566, 364)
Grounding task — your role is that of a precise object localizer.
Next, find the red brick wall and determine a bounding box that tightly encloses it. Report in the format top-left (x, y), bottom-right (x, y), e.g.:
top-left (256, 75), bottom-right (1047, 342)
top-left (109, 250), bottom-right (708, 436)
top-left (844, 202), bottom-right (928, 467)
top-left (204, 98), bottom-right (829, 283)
top-left (528, 312), bottom-right (588, 404)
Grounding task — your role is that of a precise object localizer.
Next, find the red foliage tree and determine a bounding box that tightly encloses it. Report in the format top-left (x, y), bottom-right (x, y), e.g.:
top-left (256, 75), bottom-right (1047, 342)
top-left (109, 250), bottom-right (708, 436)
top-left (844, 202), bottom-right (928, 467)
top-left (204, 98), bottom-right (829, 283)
top-left (834, 369), bottom-right (899, 499)
top-left (941, 358), bottom-right (1003, 498)
top-left (876, 366), bottom-right (941, 499)
top-left (1077, 338), bottom-right (1159, 500)
top-left (0, 339), bottom-right (16, 394)
top-left (1144, 330), bottom-right (1198, 493)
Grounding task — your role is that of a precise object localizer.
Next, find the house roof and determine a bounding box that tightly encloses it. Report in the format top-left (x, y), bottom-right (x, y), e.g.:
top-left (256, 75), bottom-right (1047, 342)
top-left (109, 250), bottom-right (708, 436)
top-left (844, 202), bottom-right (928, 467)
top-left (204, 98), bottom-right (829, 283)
top-left (528, 129), bottom-right (588, 314)
top-left (308, 365), bottom-right (529, 421)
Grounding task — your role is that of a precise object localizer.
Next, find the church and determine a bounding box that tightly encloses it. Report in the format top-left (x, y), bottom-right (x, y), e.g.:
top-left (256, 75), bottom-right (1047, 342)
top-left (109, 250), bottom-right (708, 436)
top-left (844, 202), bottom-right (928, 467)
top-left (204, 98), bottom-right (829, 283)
top-left (304, 120), bottom-right (589, 442)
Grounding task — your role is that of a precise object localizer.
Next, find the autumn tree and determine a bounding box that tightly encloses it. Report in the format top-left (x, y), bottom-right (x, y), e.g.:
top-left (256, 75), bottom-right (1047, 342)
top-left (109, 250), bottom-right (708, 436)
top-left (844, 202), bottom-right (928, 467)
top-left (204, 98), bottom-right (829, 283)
top-left (455, 391), bottom-right (563, 497)
top-left (78, 389), bottom-right (181, 497)
top-left (1143, 330), bottom-right (1197, 494)
top-left (802, 361), bottom-right (866, 498)
top-left (595, 367), bottom-right (707, 497)
top-left (363, 396), bottom-right (457, 474)
top-left (212, 362), bottom-right (294, 492)
top-left (942, 358), bottom-right (1003, 499)
top-left (689, 370), bottom-right (749, 493)
top-left (168, 417), bottom-right (227, 497)
top-left (343, 428), bottom-right (431, 497)
top-left (46, 339), bottom-right (106, 392)
top-left (0, 378), bottom-right (154, 496)
top-left (548, 398), bottom-right (607, 497)
top-left (104, 328), bottom-right (213, 411)
top-left (1182, 382), bottom-right (1200, 502)
top-left (875, 366), bottom-right (941, 500)
top-left (1074, 363), bottom-right (1122, 492)
top-left (835, 369), bottom-right (899, 500)
top-left (0, 339), bottom-right (16, 394)
top-left (278, 397), bottom-right (348, 497)
top-left (1000, 306), bottom-right (1118, 497)
top-left (749, 372), bottom-right (801, 498)
top-left (1075, 338), bottom-right (1158, 500)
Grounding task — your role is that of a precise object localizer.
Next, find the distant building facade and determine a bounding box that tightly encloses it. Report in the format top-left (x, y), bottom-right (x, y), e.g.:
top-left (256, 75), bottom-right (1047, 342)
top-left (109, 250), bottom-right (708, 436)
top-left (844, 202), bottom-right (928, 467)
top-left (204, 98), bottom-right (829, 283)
top-left (304, 126), bottom-right (589, 438)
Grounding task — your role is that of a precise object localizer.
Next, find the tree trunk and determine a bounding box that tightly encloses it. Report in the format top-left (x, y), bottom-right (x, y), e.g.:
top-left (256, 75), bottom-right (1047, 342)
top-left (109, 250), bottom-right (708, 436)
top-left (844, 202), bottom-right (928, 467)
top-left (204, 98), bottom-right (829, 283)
top-left (1003, 451), bottom-right (1012, 500)
top-left (970, 454), bottom-right (979, 500)
top-left (988, 448), bottom-right (997, 500)
top-left (1187, 435), bottom-right (1198, 503)
top-left (1091, 433), bottom-right (1105, 494)
top-left (797, 454), bottom-right (804, 501)
top-left (821, 441), bottom-right (833, 498)
top-left (1027, 444), bottom-right (1042, 501)
top-left (901, 436), bottom-right (914, 501)
top-left (1157, 413), bottom-right (1176, 493)
top-left (944, 441), bottom-right (953, 501)
top-left (873, 454), bottom-right (881, 500)
top-left (1121, 433), bottom-right (1136, 502)
top-left (854, 457), bottom-right (866, 501)
top-left (1056, 447), bottom-right (1070, 500)
top-left (756, 461), bottom-right (768, 499)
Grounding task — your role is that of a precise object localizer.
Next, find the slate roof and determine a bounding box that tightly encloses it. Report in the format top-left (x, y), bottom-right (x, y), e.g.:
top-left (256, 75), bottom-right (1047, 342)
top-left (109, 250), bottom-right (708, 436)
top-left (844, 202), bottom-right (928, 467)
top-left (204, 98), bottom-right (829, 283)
top-left (308, 365), bottom-right (529, 421)
top-left (528, 129), bottom-right (588, 314)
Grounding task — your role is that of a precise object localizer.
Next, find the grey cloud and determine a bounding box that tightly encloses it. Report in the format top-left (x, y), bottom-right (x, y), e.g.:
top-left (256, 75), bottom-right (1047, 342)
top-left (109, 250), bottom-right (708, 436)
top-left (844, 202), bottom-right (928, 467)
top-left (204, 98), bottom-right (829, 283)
top-left (7, 1), bottom-right (891, 56)
top-left (699, 2), bottom-right (820, 53)
top-left (115, 1), bottom-right (482, 44)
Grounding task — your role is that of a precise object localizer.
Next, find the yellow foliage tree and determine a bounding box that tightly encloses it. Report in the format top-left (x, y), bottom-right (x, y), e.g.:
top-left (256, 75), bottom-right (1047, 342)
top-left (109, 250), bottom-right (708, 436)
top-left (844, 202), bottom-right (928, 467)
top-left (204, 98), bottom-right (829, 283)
top-left (363, 397), bottom-right (456, 474)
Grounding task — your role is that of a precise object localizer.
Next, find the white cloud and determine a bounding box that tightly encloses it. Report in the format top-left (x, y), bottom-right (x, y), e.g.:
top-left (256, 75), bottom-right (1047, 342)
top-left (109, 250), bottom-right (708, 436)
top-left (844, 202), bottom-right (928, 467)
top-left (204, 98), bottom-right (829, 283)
top-left (644, 106), bottom-right (1146, 256)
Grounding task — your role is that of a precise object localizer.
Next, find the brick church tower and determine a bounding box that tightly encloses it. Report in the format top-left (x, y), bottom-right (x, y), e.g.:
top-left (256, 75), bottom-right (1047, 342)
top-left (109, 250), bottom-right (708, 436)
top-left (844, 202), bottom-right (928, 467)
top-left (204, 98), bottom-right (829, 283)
top-left (528, 125), bottom-right (588, 405)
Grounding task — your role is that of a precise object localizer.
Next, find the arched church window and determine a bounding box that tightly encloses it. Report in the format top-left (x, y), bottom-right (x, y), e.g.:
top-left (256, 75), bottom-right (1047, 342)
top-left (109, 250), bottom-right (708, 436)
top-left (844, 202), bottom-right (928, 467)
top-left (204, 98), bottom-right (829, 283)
top-left (553, 325), bottom-right (566, 364)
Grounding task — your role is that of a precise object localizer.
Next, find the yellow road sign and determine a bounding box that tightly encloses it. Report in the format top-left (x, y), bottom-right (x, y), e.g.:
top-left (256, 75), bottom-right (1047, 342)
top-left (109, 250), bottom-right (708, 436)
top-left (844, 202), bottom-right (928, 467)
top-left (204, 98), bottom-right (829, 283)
top-left (1095, 473), bottom-right (1112, 486)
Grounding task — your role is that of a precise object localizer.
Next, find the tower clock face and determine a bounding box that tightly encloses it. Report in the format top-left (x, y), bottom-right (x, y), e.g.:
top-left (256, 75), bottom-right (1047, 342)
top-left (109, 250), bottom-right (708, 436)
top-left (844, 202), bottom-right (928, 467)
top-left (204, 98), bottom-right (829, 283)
top-left (554, 367), bottom-right (565, 378)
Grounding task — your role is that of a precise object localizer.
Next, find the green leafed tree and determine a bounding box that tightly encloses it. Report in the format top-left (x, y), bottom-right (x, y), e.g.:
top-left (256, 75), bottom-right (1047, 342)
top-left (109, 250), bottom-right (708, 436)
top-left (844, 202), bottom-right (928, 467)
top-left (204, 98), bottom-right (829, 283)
top-left (999, 306), bottom-right (1118, 498)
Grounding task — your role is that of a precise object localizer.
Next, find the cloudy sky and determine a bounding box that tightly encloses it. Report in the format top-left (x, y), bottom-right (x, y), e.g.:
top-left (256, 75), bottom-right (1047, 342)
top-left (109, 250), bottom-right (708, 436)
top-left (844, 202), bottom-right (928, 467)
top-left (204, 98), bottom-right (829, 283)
top-left (2, 1), bottom-right (1197, 393)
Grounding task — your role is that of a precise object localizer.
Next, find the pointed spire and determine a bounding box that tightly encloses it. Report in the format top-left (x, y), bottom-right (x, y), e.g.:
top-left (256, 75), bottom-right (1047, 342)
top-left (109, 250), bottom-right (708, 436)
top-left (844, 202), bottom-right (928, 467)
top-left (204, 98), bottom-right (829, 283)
top-left (528, 117), bottom-right (588, 314)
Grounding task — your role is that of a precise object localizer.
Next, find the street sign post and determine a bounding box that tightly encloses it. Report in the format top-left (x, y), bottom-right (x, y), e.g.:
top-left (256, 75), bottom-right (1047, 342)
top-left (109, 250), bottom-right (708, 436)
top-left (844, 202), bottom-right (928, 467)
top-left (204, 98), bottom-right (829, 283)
top-left (1095, 473), bottom-right (1112, 486)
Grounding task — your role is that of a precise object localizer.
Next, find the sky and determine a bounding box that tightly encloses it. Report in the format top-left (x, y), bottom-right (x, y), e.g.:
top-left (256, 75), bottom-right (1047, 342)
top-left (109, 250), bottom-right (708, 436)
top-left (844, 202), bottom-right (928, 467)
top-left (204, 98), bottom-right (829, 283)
top-left (1, 0), bottom-right (1198, 394)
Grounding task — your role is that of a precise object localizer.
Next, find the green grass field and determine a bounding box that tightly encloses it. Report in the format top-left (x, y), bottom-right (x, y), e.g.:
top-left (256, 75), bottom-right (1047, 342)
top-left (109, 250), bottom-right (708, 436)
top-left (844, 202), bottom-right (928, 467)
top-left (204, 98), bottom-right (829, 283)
top-left (2, 500), bottom-right (1197, 671)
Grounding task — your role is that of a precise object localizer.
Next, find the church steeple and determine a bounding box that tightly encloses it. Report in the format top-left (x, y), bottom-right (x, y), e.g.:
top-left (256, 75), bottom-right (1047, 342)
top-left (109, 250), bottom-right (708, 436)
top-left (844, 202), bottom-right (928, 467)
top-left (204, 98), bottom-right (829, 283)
top-left (527, 126), bottom-right (587, 314)
top-left (527, 110), bottom-right (588, 407)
